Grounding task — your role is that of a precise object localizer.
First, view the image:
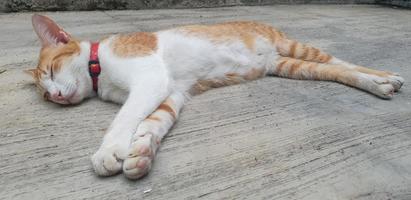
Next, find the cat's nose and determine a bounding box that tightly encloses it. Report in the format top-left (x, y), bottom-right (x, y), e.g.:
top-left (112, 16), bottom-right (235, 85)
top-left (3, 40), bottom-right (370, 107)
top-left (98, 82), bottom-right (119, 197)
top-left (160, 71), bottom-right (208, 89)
top-left (51, 91), bottom-right (65, 100)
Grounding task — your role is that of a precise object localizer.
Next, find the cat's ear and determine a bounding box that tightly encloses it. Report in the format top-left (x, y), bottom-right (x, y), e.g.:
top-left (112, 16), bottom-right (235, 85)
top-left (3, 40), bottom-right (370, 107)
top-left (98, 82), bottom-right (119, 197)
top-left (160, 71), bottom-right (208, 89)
top-left (24, 68), bottom-right (37, 78)
top-left (32, 14), bottom-right (71, 47)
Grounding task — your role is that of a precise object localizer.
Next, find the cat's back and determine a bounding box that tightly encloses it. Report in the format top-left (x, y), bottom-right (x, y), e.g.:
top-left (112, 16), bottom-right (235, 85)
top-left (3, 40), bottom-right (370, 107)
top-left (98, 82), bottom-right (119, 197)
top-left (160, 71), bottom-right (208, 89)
top-left (157, 21), bottom-right (284, 50)
top-left (105, 21), bottom-right (284, 59)
top-left (173, 21), bottom-right (284, 42)
top-left (107, 32), bottom-right (158, 58)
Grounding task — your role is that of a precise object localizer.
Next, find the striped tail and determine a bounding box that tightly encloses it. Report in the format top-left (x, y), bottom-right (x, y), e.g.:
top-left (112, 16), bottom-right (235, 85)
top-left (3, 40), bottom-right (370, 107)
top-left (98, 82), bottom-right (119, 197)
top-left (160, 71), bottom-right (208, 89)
top-left (276, 38), bottom-right (333, 63)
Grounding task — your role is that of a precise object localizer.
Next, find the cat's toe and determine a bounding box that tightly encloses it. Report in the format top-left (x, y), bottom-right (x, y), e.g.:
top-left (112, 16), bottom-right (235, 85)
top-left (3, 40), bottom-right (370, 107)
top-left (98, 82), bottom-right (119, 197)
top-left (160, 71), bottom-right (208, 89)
top-left (376, 83), bottom-right (395, 99)
top-left (123, 133), bottom-right (157, 179)
top-left (361, 74), bottom-right (396, 99)
top-left (91, 146), bottom-right (124, 176)
top-left (123, 156), bottom-right (152, 179)
top-left (387, 74), bottom-right (404, 92)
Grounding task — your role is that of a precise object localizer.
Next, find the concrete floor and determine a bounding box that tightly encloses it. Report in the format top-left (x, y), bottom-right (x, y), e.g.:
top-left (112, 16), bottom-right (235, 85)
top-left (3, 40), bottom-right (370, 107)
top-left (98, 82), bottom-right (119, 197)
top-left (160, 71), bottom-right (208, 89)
top-left (1, 5), bottom-right (411, 200)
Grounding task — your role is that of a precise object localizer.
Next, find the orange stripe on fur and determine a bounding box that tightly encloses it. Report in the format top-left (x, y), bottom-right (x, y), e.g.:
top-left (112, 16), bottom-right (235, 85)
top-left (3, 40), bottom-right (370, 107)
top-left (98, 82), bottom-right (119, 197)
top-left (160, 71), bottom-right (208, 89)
top-left (274, 57), bottom-right (359, 87)
top-left (355, 66), bottom-right (393, 77)
top-left (288, 60), bottom-right (303, 76)
top-left (111, 32), bottom-right (157, 58)
top-left (299, 46), bottom-right (309, 60)
top-left (180, 21), bottom-right (285, 51)
top-left (36, 40), bottom-right (81, 77)
top-left (276, 39), bottom-right (333, 64)
top-left (243, 68), bottom-right (266, 80)
top-left (275, 59), bottom-right (288, 75)
top-left (307, 63), bottom-right (319, 79)
top-left (189, 68), bottom-right (266, 95)
top-left (146, 115), bottom-right (161, 121)
top-left (321, 54), bottom-right (332, 63)
top-left (158, 102), bottom-right (176, 119)
top-left (311, 48), bottom-right (320, 61)
top-left (289, 41), bottom-right (297, 58)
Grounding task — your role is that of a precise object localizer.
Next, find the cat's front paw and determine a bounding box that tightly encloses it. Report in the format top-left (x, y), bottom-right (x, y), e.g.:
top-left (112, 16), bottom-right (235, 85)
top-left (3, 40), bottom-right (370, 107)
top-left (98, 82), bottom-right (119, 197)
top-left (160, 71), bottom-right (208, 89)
top-left (123, 133), bottom-right (159, 179)
top-left (91, 145), bottom-right (126, 176)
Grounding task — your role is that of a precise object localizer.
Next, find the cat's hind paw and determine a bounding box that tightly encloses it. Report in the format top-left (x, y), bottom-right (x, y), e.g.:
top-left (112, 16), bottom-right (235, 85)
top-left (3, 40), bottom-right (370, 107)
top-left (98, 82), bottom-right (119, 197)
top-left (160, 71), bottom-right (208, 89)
top-left (123, 133), bottom-right (158, 179)
top-left (372, 79), bottom-right (395, 99)
top-left (359, 73), bottom-right (402, 99)
top-left (387, 74), bottom-right (404, 92)
top-left (91, 145), bottom-right (124, 176)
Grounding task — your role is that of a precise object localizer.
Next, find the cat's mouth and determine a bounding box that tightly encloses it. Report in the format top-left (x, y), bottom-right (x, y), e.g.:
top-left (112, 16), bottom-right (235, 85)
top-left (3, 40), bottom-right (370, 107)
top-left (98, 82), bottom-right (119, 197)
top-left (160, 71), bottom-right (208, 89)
top-left (48, 89), bottom-right (78, 105)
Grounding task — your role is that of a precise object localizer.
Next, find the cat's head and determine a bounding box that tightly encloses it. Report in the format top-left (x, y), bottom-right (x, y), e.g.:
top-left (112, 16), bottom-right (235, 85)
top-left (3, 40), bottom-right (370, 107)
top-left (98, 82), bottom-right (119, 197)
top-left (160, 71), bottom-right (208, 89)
top-left (27, 14), bottom-right (93, 105)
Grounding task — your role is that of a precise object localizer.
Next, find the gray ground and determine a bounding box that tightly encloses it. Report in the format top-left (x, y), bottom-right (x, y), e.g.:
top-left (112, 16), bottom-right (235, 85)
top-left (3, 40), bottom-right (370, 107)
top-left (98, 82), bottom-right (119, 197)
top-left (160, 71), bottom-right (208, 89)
top-left (1, 5), bottom-right (411, 200)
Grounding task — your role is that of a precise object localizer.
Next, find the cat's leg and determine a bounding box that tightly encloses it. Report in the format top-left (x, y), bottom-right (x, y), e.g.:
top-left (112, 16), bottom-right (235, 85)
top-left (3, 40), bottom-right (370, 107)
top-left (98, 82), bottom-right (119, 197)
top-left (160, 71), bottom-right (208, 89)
top-left (91, 77), bottom-right (170, 176)
top-left (269, 57), bottom-right (402, 99)
top-left (122, 92), bottom-right (185, 179)
top-left (276, 38), bottom-right (404, 92)
top-left (329, 58), bottom-right (404, 92)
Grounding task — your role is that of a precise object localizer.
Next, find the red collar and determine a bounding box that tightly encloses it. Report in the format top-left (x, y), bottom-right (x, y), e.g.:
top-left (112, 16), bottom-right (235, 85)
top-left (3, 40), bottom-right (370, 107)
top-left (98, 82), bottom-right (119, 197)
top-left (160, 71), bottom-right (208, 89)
top-left (89, 42), bottom-right (101, 92)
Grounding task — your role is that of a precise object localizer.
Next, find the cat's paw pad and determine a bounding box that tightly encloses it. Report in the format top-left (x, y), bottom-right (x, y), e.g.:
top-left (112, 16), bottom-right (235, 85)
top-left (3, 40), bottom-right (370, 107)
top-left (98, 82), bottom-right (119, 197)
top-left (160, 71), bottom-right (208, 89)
top-left (123, 133), bottom-right (158, 179)
top-left (361, 74), bottom-right (395, 99)
top-left (375, 83), bottom-right (395, 99)
top-left (387, 74), bottom-right (404, 91)
top-left (91, 145), bottom-right (124, 176)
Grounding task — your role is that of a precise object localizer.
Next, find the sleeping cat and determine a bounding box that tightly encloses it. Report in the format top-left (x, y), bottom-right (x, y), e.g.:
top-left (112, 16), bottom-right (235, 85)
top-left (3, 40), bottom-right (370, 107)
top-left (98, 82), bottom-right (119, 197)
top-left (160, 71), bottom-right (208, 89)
top-left (27, 14), bottom-right (404, 180)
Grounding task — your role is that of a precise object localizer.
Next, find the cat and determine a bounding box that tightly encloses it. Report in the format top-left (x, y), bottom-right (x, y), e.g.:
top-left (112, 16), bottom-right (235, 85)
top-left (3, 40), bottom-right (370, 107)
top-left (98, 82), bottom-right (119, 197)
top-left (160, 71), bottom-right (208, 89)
top-left (26, 14), bottom-right (404, 180)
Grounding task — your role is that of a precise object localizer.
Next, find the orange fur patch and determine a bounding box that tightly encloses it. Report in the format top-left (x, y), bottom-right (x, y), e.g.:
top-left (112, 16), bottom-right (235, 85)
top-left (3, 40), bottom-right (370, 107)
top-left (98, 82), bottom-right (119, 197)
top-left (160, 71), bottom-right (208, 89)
top-left (275, 57), bottom-right (359, 86)
top-left (190, 68), bottom-right (266, 95)
top-left (307, 63), bottom-right (319, 80)
top-left (145, 98), bottom-right (177, 122)
top-left (288, 60), bottom-right (303, 76)
top-left (243, 68), bottom-right (266, 80)
top-left (274, 59), bottom-right (288, 75)
top-left (190, 78), bottom-right (239, 95)
top-left (180, 21), bottom-right (285, 51)
top-left (146, 115), bottom-right (161, 121)
top-left (319, 54), bottom-right (332, 63)
top-left (111, 32), bottom-right (157, 57)
top-left (289, 41), bottom-right (297, 58)
top-left (277, 39), bottom-right (333, 64)
top-left (30, 40), bottom-right (80, 91)
top-left (36, 40), bottom-right (81, 76)
top-left (158, 102), bottom-right (176, 119)
top-left (355, 66), bottom-right (393, 77)
top-left (300, 46), bottom-right (309, 60)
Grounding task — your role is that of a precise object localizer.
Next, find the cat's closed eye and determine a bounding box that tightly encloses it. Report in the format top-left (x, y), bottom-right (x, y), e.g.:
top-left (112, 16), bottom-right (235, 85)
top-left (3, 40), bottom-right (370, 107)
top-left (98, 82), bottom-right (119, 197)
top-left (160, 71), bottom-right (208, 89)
top-left (50, 67), bottom-right (54, 80)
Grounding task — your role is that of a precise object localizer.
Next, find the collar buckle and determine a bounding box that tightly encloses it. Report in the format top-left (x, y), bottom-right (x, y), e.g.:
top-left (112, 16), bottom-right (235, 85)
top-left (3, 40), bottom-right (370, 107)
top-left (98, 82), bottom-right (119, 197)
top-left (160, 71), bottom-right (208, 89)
top-left (88, 61), bottom-right (100, 78)
top-left (89, 42), bottom-right (100, 92)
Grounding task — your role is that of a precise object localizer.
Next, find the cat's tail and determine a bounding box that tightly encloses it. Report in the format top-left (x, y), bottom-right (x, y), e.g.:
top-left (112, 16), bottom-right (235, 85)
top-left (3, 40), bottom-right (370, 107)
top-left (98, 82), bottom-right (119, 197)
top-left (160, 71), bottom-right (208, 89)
top-left (275, 38), bottom-right (334, 64)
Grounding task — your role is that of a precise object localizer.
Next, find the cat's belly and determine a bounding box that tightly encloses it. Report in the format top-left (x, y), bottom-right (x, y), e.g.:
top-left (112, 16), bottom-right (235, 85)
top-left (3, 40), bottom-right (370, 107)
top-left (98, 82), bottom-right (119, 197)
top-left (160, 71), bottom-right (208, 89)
top-left (158, 30), bottom-right (279, 91)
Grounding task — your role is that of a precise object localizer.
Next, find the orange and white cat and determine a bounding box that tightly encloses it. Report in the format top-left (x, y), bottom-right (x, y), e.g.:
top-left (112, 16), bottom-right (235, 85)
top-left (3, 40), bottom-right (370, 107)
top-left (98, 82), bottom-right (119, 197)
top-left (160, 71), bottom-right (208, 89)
top-left (27, 14), bottom-right (404, 179)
